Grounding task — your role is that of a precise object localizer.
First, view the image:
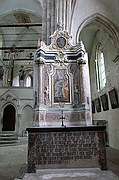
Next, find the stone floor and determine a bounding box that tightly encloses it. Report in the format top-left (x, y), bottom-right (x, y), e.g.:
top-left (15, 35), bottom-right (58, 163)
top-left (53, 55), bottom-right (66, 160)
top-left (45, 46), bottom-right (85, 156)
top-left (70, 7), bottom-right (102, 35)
top-left (0, 137), bottom-right (28, 180)
top-left (0, 137), bottom-right (119, 180)
top-left (22, 168), bottom-right (119, 180)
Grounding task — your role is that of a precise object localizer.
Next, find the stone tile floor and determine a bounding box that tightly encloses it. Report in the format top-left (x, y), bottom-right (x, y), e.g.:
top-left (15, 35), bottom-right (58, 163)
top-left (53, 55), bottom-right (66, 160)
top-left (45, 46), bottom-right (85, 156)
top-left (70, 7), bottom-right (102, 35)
top-left (0, 137), bottom-right (119, 180)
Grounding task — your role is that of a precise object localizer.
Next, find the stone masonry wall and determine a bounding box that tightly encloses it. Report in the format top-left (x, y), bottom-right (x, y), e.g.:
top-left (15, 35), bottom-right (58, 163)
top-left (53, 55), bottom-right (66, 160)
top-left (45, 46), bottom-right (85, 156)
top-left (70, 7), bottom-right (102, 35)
top-left (27, 126), bottom-right (107, 172)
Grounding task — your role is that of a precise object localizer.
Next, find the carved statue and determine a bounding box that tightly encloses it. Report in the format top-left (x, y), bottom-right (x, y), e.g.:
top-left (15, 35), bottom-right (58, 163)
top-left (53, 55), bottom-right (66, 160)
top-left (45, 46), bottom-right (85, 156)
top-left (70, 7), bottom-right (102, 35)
top-left (19, 65), bottom-right (24, 80)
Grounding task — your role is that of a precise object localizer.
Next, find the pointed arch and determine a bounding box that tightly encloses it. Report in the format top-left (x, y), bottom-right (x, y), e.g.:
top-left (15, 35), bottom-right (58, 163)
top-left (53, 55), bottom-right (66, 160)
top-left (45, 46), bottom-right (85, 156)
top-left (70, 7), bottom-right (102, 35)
top-left (2, 104), bottom-right (16, 131)
top-left (76, 13), bottom-right (119, 53)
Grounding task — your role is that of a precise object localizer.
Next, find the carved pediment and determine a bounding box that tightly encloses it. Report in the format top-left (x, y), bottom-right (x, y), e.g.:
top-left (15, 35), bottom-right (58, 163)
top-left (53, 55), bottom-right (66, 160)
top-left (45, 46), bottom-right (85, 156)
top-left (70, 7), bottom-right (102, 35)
top-left (49, 30), bottom-right (72, 50)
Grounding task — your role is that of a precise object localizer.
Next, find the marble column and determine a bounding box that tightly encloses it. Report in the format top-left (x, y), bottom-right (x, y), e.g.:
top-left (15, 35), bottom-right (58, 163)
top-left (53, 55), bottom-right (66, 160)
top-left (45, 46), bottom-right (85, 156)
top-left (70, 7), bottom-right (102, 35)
top-left (78, 59), bottom-right (87, 105)
top-left (77, 59), bottom-right (88, 125)
top-left (38, 61), bottom-right (44, 106)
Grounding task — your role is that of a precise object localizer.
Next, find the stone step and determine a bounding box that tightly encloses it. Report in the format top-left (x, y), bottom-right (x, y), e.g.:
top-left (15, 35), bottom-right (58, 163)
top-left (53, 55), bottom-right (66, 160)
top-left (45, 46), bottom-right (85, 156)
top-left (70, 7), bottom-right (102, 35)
top-left (1, 131), bottom-right (17, 134)
top-left (1, 133), bottom-right (16, 137)
top-left (21, 168), bottom-right (119, 180)
top-left (0, 140), bottom-right (20, 144)
top-left (0, 131), bottom-right (19, 144)
top-left (0, 135), bottom-right (18, 139)
top-left (22, 173), bottom-right (39, 180)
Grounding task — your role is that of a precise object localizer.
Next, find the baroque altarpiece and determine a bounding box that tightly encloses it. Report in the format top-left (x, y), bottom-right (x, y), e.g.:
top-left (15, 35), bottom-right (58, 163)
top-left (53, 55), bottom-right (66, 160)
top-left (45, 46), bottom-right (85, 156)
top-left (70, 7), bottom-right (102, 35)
top-left (33, 30), bottom-right (92, 127)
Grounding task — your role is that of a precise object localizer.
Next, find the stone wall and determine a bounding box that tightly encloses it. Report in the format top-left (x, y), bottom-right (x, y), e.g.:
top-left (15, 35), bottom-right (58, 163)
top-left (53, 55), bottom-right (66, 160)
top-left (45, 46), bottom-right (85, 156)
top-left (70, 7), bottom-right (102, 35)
top-left (89, 26), bottom-right (119, 149)
top-left (27, 126), bottom-right (107, 172)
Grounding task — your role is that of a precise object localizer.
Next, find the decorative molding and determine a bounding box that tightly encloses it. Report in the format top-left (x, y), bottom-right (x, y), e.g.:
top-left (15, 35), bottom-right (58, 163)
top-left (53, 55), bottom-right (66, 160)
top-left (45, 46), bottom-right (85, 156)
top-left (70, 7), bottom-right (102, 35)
top-left (49, 30), bottom-right (72, 50)
top-left (54, 51), bottom-right (68, 65)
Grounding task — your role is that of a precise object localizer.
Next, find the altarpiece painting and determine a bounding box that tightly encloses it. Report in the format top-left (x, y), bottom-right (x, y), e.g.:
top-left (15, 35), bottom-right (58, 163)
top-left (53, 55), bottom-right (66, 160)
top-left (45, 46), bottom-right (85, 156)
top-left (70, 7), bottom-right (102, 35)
top-left (53, 68), bottom-right (70, 103)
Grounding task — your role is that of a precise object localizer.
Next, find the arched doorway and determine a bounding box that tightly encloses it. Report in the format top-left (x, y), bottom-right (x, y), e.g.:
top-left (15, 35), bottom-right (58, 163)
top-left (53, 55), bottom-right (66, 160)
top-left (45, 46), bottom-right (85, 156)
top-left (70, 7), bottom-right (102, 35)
top-left (2, 104), bottom-right (16, 131)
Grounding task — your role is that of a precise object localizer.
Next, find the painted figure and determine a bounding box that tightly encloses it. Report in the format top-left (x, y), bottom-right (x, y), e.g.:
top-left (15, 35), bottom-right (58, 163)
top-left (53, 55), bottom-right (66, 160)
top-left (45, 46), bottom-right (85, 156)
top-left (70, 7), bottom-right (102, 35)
top-left (54, 69), bottom-right (70, 102)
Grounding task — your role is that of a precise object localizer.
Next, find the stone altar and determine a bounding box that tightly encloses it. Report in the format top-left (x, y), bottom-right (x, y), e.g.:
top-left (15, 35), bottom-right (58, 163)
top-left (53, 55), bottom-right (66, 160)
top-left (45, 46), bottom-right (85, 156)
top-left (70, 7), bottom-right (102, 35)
top-left (26, 126), bottom-right (107, 172)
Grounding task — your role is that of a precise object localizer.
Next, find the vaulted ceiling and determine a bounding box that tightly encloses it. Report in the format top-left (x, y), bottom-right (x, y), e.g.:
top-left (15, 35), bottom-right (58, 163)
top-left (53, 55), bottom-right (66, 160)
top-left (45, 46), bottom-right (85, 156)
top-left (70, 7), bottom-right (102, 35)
top-left (0, 0), bottom-right (42, 60)
top-left (0, 0), bottom-right (118, 62)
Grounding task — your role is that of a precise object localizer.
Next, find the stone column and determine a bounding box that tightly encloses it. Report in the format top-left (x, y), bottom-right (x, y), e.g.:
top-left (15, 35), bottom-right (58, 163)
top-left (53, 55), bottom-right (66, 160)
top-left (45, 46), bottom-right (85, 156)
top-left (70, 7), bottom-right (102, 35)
top-left (0, 80), bottom-right (2, 87)
top-left (56, 0), bottom-right (68, 30)
top-left (55, 0), bottom-right (62, 28)
top-left (47, 0), bottom-right (51, 45)
top-left (16, 114), bottom-right (21, 136)
top-left (42, 0), bottom-right (47, 44)
top-left (51, 0), bottom-right (56, 34)
top-left (19, 80), bottom-right (24, 87)
top-left (63, 0), bottom-right (67, 30)
top-left (56, 0), bottom-right (60, 25)
top-left (85, 53), bottom-right (92, 125)
top-left (66, 0), bottom-right (71, 31)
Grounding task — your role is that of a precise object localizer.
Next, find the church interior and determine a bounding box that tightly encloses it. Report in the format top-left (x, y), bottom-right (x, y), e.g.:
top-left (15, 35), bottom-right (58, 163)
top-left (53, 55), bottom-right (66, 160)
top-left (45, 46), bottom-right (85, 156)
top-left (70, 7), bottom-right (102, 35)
top-left (0, 0), bottom-right (119, 179)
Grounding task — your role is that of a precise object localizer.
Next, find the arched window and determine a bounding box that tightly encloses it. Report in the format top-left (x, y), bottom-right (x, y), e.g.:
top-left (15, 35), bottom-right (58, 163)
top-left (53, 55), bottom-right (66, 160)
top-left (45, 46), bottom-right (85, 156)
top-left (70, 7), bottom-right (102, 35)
top-left (12, 75), bottom-right (19, 87)
top-left (24, 70), bottom-right (33, 87)
top-left (26, 76), bottom-right (31, 87)
top-left (95, 45), bottom-right (106, 91)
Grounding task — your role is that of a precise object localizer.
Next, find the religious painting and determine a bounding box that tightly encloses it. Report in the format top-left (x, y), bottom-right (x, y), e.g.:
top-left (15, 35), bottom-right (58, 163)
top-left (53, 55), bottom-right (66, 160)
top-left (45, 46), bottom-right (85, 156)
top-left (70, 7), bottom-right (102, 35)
top-left (91, 100), bottom-right (95, 114)
top-left (95, 98), bottom-right (101, 113)
top-left (100, 94), bottom-right (109, 111)
top-left (53, 68), bottom-right (70, 103)
top-left (108, 89), bottom-right (119, 109)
